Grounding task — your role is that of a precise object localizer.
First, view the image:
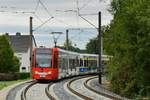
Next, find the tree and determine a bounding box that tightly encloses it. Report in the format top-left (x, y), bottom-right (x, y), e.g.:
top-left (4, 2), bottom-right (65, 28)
top-left (86, 26), bottom-right (108, 54)
top-left (104, 0), bottom-right (150, 98)
top-left (58, 39), bottom-right (81, 53)
top-left (0, 35), bottom-right (20, 73)
top-left (86, 37), bottom-right (98, 54)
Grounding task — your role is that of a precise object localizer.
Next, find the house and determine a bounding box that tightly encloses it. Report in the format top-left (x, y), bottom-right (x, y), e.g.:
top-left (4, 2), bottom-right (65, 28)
top-left (6, 32), bottom-right (36, 72)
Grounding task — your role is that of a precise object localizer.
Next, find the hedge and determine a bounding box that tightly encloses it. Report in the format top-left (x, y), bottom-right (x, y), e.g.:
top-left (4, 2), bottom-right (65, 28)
top-left (0, 72), bottom-right (30, 81)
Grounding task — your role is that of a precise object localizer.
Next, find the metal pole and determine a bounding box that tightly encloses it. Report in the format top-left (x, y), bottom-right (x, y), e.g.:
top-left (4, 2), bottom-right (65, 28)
top-left (30, 16), bottom-right (33, 75)
top-left (65, 29), bottom-right (69, 75)
top-left (54, 40), bottom-right (57, 47)
top-left (98, 12), bottom-right (102, 84)
top-left (66, 29), bottom-right (69, 50)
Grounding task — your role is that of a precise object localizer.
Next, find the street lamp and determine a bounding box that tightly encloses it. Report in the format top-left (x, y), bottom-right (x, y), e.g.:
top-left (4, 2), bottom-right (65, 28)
top-left (51, 32), bottom-right (63, 47)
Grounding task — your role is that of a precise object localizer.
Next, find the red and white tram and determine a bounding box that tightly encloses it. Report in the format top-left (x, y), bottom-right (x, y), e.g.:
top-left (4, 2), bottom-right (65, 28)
top-left (32, 47), bottom-right (110, 81)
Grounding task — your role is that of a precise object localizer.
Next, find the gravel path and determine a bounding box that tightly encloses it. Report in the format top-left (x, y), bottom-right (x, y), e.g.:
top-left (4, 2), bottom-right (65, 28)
top-left (70, 76), bottom-right (111, 100)
top-left (26, 83), bottom-right (49, 100)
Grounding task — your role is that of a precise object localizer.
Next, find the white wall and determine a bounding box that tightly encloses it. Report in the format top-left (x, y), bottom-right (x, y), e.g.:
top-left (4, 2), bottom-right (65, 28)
top-left (15, 48), bottom-right (30, 72)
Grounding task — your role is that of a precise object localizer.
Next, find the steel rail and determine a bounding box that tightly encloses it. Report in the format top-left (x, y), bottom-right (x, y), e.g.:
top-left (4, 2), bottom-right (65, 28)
top-left (45, 82), bottom-right (56, 100)
top-left (6, 80), bottom-right (34, 100)
top-left (84, 77), bottom-right (123, 100)
top-left (67, 75), bottom-right (93, 100)
top-left (45, 73), bottom-right (98, 100)
top-left (21, 81), bottom-right (37, 100)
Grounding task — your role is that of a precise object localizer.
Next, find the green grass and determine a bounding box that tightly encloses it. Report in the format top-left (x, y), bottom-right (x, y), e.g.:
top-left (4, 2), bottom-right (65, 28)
top-left (0, 78), bottom-right (30, 90)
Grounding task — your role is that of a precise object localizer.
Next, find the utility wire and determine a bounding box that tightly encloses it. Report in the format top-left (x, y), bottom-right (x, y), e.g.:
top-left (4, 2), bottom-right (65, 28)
top-left (0, 6), bottom-right (31, 10)
top-left (79, 0), bottom-right (92, 10)
top-left (39, 0), bottom-right (53, 17)
top-left (76, 0), bottom-right (79, 28)
top-left (33, 13), bottom-right (54, 32)
top-left (34, 0), bottom-right (40, 13)
top-left (39, 0), bottom-right (73, 27)
top-left (79, 14), bottom-right (98, 30)
top-left (79, 13), bottom-right (98, 16)
top-left (33, 16), bottom-right (54, 32)
top-left (0, 10), bottom-right (35, 14)
top-left (33, 13), bottom-right (43, 23)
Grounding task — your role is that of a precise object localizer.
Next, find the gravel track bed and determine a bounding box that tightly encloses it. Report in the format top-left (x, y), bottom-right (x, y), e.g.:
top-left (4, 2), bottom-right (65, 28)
top-left (70, 76), bottom-right (111, 100)
top-left (88, 77), bottom-right (128, 100)
top-left (26, 83), bottom-right (49, 100)
top-left (6, 82), bottom-right (30, 100)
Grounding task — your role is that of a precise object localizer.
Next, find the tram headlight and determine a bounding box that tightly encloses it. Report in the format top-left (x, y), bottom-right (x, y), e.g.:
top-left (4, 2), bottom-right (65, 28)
top-left (34, 71), bottom-right (39, 74)
top-left (47, 71), bottom-right (52, 75)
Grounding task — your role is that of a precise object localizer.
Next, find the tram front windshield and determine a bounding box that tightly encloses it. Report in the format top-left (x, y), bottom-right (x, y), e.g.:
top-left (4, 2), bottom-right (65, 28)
top-left (36, 49), bottom-right (52, 68)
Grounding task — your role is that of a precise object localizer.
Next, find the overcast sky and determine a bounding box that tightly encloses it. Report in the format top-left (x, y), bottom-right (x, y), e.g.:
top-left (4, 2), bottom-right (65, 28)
top-left (0, 0), bottom-right (113, 49)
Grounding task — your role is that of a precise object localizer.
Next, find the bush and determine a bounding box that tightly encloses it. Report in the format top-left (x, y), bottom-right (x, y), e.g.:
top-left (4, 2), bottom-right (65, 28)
top-left (19, 73), bottom-right (30, 79)
top-left (0, 73), bottom-right (19, 81)
top-left (0, 72), bottom-right (30, 81)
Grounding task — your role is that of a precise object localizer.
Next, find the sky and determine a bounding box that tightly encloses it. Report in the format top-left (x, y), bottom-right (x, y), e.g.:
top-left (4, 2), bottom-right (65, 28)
top-left (0, 0), bottom-right (113, 49)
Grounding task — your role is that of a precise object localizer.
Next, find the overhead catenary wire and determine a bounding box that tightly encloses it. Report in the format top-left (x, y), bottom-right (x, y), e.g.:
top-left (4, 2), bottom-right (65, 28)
top-left (34, 0), bottom-right (40, 13)
top-left (76, 0), bottom-right (80, 28)
top-left (0, 0), bottom-right (102, 49)
top-left (33, 16), bottom-right (54, 32)
top-left (33, 13), bottom-right (43, 23)
top-left (79, 14), bottom-right (98, 30)
top-left (0, 10), bottom-right (35, 14)
top-left (38, 0), bottom-right (53, 17)
top-left (38, 0), bottom-right (73, 28)
top-left (79, 0), bottom-right (92, 10)
top-left (32, 13), bottom-right (54, 32)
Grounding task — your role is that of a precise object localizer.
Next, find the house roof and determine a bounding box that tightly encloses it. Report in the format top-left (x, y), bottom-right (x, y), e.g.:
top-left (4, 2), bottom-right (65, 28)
top-left (7, 34), bottom-right (31, 53)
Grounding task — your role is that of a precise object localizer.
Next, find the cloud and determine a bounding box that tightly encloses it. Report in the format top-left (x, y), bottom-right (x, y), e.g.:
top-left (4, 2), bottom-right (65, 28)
top-left (0, 0), bottom-right (113, 49)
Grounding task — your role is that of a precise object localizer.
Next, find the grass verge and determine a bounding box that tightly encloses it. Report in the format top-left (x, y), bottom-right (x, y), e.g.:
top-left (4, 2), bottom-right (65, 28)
top-left (0, 78), bottom-right (30, 90)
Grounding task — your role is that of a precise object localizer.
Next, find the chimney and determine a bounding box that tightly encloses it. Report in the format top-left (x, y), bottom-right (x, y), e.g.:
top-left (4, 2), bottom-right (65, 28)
top-left (16, 32), bottom-right (21, 36)
top-left (5, 33), bottom-right (9, 36)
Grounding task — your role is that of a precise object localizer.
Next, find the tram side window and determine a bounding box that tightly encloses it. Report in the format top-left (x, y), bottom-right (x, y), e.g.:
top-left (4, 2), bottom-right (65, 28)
top-left (84, 59), bottom-right (88, 67)
top-left (59, 58), bottom-right (63, 69)
top-left (63, 58), bottom-right (67, 70)
top-left (69, 59), bottom-right (72, 69)
top-left (80, 59), bottom-right (83, 66)
top-left (88, 60), bottom-right (92, 67)
top-left (72, 59), bottom-right (75, 68)
top-left (75, 59), bottom-right (78, 67)
top-left (76, 58), bottom-right (79, 67)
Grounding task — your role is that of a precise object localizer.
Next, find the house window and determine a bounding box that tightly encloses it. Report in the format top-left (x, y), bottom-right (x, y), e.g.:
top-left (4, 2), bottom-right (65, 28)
top-left (22, 67), bottom-right (26, 72)
top-left (18, 53), bottom-right (22, 56)
top-left (18, 57), bottom-right (22, 60)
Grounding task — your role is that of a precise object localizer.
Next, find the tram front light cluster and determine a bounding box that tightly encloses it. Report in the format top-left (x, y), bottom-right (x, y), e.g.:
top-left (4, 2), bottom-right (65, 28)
top-left (47, 71), bottom-right (52, 75)
top-left (34, 71), bottom-right (39, 74)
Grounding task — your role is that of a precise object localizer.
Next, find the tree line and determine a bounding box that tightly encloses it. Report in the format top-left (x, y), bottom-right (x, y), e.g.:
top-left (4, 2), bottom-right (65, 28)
top-left (86, 0), bottom-right (150, 98)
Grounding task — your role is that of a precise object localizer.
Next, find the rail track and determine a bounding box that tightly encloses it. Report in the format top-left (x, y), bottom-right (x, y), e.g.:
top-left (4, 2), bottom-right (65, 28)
top-left (21, 81), bottom-right (37, 100)
top-left (45, 82), bottom-right (56, 100)
top-left (45, 75), bottom-right (126, 100)
top-left (7, 74), bottom-right (127, 100)
top-left (84, 77), bottom-right (124, 100)
top-left (6, 81), bottom-right (34, 100)
top-left (67, 76), bottom-right (93, 100)
top-left (45, 75), bottom-right (95, 100)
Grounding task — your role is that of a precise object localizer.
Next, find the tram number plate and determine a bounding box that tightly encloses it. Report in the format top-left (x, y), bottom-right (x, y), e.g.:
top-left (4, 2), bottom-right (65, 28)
top-left (40, 74), bottom-right (45, 78)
